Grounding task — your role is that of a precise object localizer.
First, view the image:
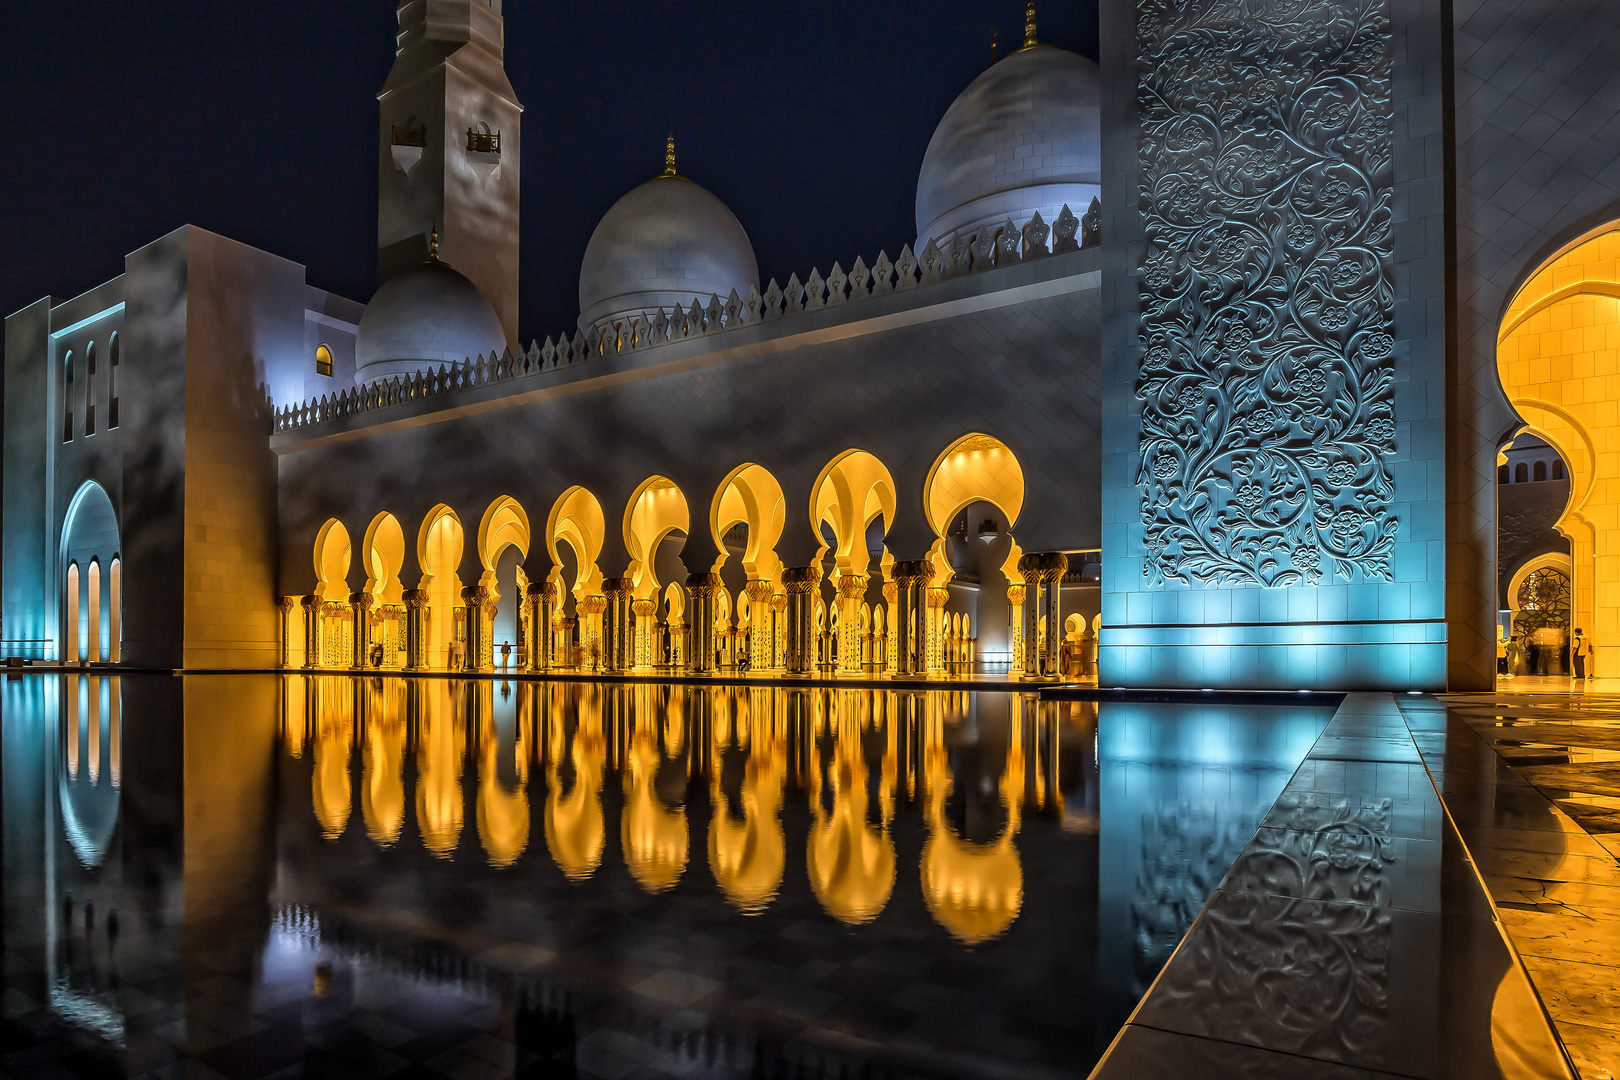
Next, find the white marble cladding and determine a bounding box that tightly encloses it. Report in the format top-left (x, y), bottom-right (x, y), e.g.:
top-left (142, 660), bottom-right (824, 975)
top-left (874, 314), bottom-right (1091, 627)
top-left (274, 203), bottom-right (1101, 435)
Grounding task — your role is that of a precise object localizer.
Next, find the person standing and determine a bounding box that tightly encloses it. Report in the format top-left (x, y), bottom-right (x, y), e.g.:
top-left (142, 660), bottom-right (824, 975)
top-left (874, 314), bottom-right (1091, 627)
top-left (1504, 635), bottom-right (1520, 678)
top-left (1573, 628), bottom-right (1590, 679)
top-left (501, 640), bottom-right (512, 669)
top-left (1497, 629), bottom-right (1509, 675)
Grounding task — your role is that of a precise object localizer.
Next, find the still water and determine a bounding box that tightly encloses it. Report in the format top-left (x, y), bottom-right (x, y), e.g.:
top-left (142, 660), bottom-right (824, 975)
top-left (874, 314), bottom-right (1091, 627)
top-left (3, 675), bottom-right (1332, 1079)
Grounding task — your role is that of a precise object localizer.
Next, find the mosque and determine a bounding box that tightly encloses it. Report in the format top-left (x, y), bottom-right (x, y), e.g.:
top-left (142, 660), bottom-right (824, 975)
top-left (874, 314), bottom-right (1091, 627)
top-left (6, 0), bottom-right (1619, 693)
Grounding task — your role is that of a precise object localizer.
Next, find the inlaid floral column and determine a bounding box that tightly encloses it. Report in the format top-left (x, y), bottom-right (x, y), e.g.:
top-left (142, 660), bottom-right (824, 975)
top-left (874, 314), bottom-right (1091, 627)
top-left (746, 579), bottom-right (775, 672)
top-left (632, 598), bottom-right (657, 668)
top-left (404, 590), bottom-right (428, 669)
top-left (350, 592), bottom-right (373, 668)
top-left (925, 586), bottom-right (949, 677)
top-left (686, 574), bottom-right (721, 674)
top-left (302, 595), bottom-right (321, 670)
top-left (577, 596), bottom-right (605, 671)
top-left (1007, 584), bottom-right (1026, 673)
top-left (602, 578), bottom-right (632, 673)
top-left (882, 580), bottom-right (899, 673)
top-left (278, 597), bottom-right (296, 668)
top-left (461, 586), bottom-right (494, 672)
top-left (837, 573), bottom-right (867, 676)
top-left (781, 568), bottom-right (819, 675)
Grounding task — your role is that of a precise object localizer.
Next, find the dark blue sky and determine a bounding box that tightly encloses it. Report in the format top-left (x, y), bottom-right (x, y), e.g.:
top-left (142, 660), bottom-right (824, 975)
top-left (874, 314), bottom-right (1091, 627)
top-left (1, 1), bottom-right (1098, 342)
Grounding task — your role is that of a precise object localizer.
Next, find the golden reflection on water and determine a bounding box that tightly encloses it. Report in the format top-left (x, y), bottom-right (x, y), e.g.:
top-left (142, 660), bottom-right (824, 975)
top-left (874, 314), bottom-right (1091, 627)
top-left (279, 677), bottom-right (1084, 945)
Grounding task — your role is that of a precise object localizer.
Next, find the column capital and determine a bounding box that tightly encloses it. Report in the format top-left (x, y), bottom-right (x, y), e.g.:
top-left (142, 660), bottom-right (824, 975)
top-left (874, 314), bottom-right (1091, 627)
top-left (403, 589), bottom-right (429, 608)
top-left (837, 573), bottom-right (869, 599)
top-left (745, 579), bottom-right (775, 603)
top-left (603, 577), bottom-right (632, 599)
top-left (1006, 584), bottom-right (1026, 605)
top-left (278, 596), bottom-right (297, 613)
top-left (685, 572), bottom-right (723, 597)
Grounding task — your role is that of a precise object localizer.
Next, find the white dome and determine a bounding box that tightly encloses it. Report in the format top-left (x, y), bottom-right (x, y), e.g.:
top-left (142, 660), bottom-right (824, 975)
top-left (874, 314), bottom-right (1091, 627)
top-left (355, 258), bottom-right (506, 385)
top-left (578, 174), bottom-right (758, 331)
top-left (915, 45), bottom-right (1101, 249)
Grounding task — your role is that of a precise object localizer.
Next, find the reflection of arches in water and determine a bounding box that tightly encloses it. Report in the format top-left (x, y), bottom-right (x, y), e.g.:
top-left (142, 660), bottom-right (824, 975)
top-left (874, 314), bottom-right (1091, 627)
top-left (477, 684), bottom-right (530, 867)
top-left (416, 681), bottom-right (465, 856)
top-left (709, 699), bottom-right (786, 914)
top-left (362, 681), bottom-right (406, 846)
top-left (622, 702), bottom-right (688, 894)
top-left (312, 678), bottom-right (353, 840)
top-left (546, 687), bottom-right (605, 880)
top-left (807, 694), bottom-right (895, 924)
top-left (60, 676), bottom-right (121, 869)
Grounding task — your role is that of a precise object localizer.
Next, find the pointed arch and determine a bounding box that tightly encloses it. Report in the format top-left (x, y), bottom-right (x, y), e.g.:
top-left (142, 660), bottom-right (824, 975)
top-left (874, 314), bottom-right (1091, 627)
top-left (809, 449), bottom-right (897, 576)
top-left (546, 486), bottom-right (606, 601)
top-left (711, 463), bottom-right (786, 580)
top-left (416, 505), bottom-right (465, 668)
top-left (624, 476), bottom-right (691, 600)
top-left (313, 519), bottom-right (353, 601)
top-left (478, 496), bottom-right (531, 582)
top-left (362, 512), bottom-right (406, 604)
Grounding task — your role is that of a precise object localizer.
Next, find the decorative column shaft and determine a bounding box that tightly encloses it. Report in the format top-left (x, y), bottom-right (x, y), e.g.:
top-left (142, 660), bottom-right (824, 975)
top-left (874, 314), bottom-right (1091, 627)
top-left (891, 561), bottom-right (932, 676)
top-left (602, 578), bottom-right (632, 672)
top-left (632, 598), bottom-right (657, 668)
top-left (350, 593), bottom-right (374, 669)
top-left (781, 567), bottom-right (819, 675)
top-left (1016, 554), bottom-right (1069, 678)
top-left (404, 589), bottom-right (428, 669)
top-left (526, 581), bottom-right (554, 672)
top-left (925, 587), bottom-right (949, 676)
top-left (882, 580), bottom-right (899, 674)
top-left (1041, 561), bottom-right (1067, 678)
top-left (836, 573), bottom-right (868, 676)
top-left (686, 573), bottom-right (721, 674)
top-left (1007, 585), bottom-right (1026, 672)
top-left (303, 596), bottom-right (321, 670)
top-left (461, 586), bottom-right (493, 671)
top-left (277, 597), bottom-right (296, 668)
top-left (745, 580), bottom-right (775, 672)
top-left (576, 597), bottom-right (605, 670)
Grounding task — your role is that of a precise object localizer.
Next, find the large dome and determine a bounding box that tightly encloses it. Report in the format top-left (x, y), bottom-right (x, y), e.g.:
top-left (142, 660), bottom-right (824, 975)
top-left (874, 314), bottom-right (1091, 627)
top-left (915, 45), bottom-right (1101, 249)
top-left (355, 257), bottom-right (506, 386)
top-left (578, 173), bottom-right (758, 332)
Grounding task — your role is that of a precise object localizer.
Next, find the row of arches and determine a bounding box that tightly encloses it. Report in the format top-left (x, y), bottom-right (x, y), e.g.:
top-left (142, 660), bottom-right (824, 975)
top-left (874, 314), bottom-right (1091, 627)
top-left (284, 434), bottom-right (1081, 680)
top-left (283, 677), bottom-right (1084, 946)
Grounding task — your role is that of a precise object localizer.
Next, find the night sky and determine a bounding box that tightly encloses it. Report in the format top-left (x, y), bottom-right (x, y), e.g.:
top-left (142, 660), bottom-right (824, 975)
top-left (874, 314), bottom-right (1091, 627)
top-left (0, 1), bottom-right (1099, 346)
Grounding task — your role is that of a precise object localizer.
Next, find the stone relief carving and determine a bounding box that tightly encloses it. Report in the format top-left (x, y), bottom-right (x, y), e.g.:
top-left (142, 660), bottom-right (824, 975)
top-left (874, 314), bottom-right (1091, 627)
top-left (1135, 0), bottom-right (1397, 587)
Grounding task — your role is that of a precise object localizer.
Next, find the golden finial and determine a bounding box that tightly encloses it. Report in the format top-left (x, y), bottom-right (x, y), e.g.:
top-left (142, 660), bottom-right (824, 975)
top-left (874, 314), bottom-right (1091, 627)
top-left (1023, 1), bottom-right (1037, 48)
top-left (664, 133), bottom-right (676, 176)
top-left (428, 225), bottom-right (440, 261)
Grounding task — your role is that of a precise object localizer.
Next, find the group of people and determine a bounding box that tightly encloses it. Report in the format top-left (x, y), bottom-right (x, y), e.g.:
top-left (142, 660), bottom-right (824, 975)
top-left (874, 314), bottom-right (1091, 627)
top-left (1497, 627), bottom-right (1593, 679)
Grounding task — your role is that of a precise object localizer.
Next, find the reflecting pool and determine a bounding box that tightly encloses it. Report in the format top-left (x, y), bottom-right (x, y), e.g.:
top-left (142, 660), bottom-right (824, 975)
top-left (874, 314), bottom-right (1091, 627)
top-left (2, 675), bottom-right (1333, 1079)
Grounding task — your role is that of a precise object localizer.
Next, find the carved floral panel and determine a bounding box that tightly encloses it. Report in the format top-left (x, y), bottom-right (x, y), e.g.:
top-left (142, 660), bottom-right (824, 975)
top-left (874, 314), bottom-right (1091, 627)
top-left (1135, 0), bottom-right (1397, 587)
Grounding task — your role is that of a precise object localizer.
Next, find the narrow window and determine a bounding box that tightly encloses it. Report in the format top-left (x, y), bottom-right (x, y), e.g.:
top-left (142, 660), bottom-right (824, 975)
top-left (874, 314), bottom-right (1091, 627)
top-left (1553, 459), bottom-right (1565, 481)
top-left (85, 342), bottom-right (97, 436)
top-left (1498, 464), bottom-right (1509, 485)
top-left (62, 352), bottom-right (74, 442)
top-left (1515, 462), bottom-right (1528, 483)
top-left (108, 333), bottom-right (120, 427)
top-left (1533, 460), bottom-right (1547, 482)
top-left (315, 343), bottom-right (333, 377)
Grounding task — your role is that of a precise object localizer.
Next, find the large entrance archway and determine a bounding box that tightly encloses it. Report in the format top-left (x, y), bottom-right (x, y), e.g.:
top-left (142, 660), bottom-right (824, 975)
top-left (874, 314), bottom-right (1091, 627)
top-left (1496, 223), bottom-right (1620, 679)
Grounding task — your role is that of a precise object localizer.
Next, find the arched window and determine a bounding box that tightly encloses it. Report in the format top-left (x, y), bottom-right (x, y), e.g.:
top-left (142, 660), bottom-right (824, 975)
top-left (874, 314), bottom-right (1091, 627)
top-left (108, 333), bottom-right (120, 428)
top-left (1498, 464), bottom-right (1509, 485)
top-left (1533, 459), bottom-right (1547, 481)
top-left (315, 343), bottom-right (333, 377)
top-left (1515, 462), bottom-right (1528, 483)
top-left (85, 342), bottom-right (97, 436)
top-left (62, 352), bottom-right (74, 442)
top-left (1553, 459), bottom-right (1565, 481)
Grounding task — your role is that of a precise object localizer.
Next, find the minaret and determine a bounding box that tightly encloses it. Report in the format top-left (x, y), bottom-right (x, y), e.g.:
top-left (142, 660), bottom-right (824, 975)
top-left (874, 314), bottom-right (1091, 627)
top-left (377, 0), bottom-right (522, 347)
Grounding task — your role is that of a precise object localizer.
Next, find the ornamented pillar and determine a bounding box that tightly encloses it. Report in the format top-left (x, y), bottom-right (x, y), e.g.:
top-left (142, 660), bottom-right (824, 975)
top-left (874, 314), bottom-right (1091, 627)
top-left (770, 593), bottom-right (787, 670)
top-left (526, 580), bottom-right (555, 671)
top-left (602, 578), bottom-right (632, 672)
top-left (303, 596), bottom-right (321, 670)
top-left (890, 561), bottom-right (932, 676)
top-left (632, 598), bottom-right (657, 668)
top-left (746, 580), bottom-right (775, 672)
top-left (461, 586), bottom-right (493, 671)
top-left (559, 614), bottom-right (580, 668)
top-left (351, 593), bottom-right (374, 668)
top-left (781, 567), bottom-right (819, 675)
top-left (1016, 554), bottom-right (1069, 678)
top-left (576, 597), bottom-right (605, 670)
top-left (404, 589), bottom-right (428, 669)
top-left (925, 587), bottom-right (949, 676)
top-left (686, 573), bottom-right (721, 674)
top-left (277, 597), bottom-right (296, 668)
top-left (1007, 585), bottom-right (1026, 672)
top-left (882, 579), bottom-right (899, 673)
top-left (1040, 558), bottom-right (1068, 678)
top-left (837, 574), bottom-right (868, 676)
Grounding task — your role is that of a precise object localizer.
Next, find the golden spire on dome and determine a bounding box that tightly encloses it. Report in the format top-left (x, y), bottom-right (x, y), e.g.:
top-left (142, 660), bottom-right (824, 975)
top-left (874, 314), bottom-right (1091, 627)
top-left (664, 134), bottom-right (677, 176)
top-left (1023, 2), bottom-right (1038, 48)
top-left (427, 225), bottom-right (440, 261)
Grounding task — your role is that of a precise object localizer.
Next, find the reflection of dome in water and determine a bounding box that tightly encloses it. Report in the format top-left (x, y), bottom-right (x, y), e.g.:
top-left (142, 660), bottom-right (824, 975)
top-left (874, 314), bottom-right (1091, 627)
top-left (355, 255), bottom-right (505, 385)
top-left (578, 158), bottom-right (758, 331)
top-left (60, 773), bottom-right (120, 869)
top-left (914, 42), bottom-right (1101, 247)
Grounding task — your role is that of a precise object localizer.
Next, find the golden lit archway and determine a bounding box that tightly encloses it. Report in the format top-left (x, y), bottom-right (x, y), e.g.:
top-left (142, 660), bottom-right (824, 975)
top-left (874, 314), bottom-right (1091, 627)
top-left (416, 505), bottom-right (465, 669)
top-left (362, 512), bottom-right (405, 604)
top-left (1497, 224), bottom-right (1620, 663)
top-left (711, 463), bottom-right (786, 581)
top-left (546, 486), bottom-right (606, 603)
top-left (921, 432), bottom-right (1028, 591)
top-left (624, 476), bottom-right (690, 601)
top-left (313, 519), bottom-right (352, 601)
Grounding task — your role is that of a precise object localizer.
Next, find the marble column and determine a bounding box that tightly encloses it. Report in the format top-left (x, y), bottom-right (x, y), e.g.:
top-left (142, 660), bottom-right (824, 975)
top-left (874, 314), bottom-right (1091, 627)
top-left (837, 573), bottom-right (868, 676)
top-left (781, 567), bottom-right (819, 676)
top-left (302, 595), bottom-right (321, 670)
top-left (404, 589), bottom-right (428, 669)
top-left (686, 573), bottom-right (721, 674)
top-left (278, 597), bottom-right (296, 668)
top-left (351, 593), bottom-right (373, 669)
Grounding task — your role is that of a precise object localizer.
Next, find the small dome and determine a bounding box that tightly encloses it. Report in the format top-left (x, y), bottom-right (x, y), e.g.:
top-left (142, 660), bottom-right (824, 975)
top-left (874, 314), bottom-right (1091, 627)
top-left (578, 172), bottom-right (758, 331)
top-left (915, 45), bottom-right (1101, 248)
top-left (355, 257), bottom-right (505, 385)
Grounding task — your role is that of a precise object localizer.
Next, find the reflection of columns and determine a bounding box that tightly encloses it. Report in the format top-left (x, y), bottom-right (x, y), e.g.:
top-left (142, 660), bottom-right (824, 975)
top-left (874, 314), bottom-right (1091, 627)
top-left (686, 574), bottom-right (720, 674)
top-left (577, 596), bottom-right (605, 670)
top-left (746, 580), bottom-right (775, 672)
top-left (303, 595), bottom-right (321, 670)
top-left (925, 587), bottom-right (948, 676)
top-left (781, 567), bottom-right (819, 675)
top-left (837, 574), bottom-right (867, 675)
top-left (278, 597), bottom-right (296, 668)
top-left (602, 578), bottom-right (632, 672)
top-left (1016, 554), bottom-right (1068, 678)
top-left (404, 590), bottom-right (428, 669)
top-left (632, 598), bottom-right (656, 668)
top-left (1007, 585), bottom-right (1026, 671)
top-left (461, 586), bottom-right (494, 671)
top-left (351, 593), bottom-right (373, 668)
top-left (891, 561), bottom-right (932, 676)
